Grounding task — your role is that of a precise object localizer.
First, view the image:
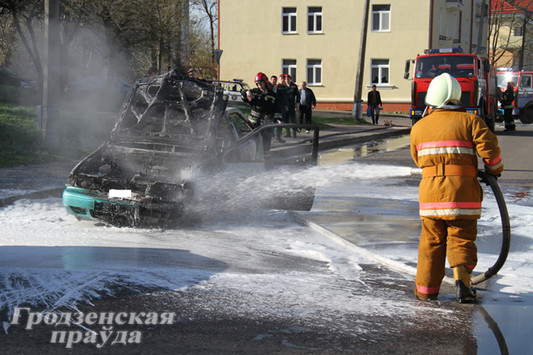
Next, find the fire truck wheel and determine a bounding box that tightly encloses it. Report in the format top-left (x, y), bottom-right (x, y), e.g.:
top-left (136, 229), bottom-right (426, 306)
top-left (520, 102), bottom-right (533, 124)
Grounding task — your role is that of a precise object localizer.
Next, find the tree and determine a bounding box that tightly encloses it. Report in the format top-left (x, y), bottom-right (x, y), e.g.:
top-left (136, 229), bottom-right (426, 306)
top-left (191, 0), bottom-right (217, 75)
top-left (0, 7), bottom-right (17, 66)
top-left (0, 0), bottom-right (46, 98)
top-left (489, 0), bottom-right (533, 69)
top-left (189, 19), bottom-right (216, 78)
top-left (1, 0), bottom-right (193, 100)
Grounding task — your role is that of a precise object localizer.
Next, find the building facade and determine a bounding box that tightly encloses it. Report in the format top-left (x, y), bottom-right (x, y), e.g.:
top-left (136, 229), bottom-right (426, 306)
top-left (218, 0), bottom-right (489, 113)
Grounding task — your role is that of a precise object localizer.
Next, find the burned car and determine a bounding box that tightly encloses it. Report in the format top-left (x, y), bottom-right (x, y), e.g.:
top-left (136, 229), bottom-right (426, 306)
top-left (63, 70), bottom-right (318, 227)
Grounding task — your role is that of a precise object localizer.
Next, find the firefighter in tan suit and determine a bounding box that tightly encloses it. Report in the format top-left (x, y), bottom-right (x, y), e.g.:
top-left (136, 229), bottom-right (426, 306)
top-left (410, 73), bottom-right (504, 303)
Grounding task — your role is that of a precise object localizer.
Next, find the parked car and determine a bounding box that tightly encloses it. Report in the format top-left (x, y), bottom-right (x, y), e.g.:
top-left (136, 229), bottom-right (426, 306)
top-left (63, 70), bottom-right (317, 227)
top-left (0, 68), bottom-right (33, 88)
top-left (0, 68), bottom-right (38, 105)
top-left (207, 79), bottom-right (250, 106)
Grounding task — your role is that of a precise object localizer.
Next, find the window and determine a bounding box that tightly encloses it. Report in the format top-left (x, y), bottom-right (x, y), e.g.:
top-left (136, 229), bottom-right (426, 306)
top-left (307, 7), bottom-right (322, 33)
top-left (307, 59), bottom-right (322, 85)
top-left (282, 7), bottom-right (297, 33)
top-left (452, 12), bottom-right (459, 42)
top-left (439, 10), bottom-right (446, 40)
top-left (282, 59), bottom-right (297, 81)
top-left (371, 59), bottom-right (389, 85)
top-left (513, 26), bottom-right (523, 37)
top-left (372, 5), bottom-right (390, 32)
top-left (520, 75), bottom-right (532, 89)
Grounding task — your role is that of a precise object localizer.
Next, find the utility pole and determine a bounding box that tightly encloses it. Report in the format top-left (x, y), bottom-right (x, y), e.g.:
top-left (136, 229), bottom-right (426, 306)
top-left (42, 0), bottom-right (60, 146)
top-left (352, 0), bottom-right (370, 119)
top-left (476, 0), bottom-right (487, 55)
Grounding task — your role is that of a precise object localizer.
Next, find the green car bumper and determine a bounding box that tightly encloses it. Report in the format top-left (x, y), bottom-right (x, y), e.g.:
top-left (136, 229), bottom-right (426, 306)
top-left (62, 185), bottom-right (140, 224)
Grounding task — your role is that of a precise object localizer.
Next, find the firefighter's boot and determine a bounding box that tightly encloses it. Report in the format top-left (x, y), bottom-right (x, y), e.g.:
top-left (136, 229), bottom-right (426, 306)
top-left (453, 265), bottom-right (477, 303)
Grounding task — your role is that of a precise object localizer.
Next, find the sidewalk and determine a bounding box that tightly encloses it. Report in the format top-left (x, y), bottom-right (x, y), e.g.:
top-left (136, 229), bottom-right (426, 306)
top-left (271, 112), bottom-right (411, 153)
top-left (0, 160), bottom-right (78, 207)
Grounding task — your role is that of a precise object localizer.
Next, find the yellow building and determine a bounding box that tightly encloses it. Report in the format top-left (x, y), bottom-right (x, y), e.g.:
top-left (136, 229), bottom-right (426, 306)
top-left (218, 0), bottom-right (489, 113)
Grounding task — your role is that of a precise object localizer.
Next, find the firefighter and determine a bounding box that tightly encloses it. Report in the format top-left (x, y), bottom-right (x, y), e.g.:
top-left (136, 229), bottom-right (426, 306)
top-left (241, 72), bottom-right (277, 151)
top-left (241, 72), bottom-right (277, 127)
top-left (410, 73), bottom-right (504, 303)
top-left (500, 81), bottom-right (516, 132)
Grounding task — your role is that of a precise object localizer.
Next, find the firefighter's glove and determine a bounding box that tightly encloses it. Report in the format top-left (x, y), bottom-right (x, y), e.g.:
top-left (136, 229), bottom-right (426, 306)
top-left (479, 172), bottom-right (500, 186)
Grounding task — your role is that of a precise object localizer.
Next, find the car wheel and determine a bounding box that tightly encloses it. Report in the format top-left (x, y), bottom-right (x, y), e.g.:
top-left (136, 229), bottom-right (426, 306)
top-left (520, 102), bottom-right (533, 124)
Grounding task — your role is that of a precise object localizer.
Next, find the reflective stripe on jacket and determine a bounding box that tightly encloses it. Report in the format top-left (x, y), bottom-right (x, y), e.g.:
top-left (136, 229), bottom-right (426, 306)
top-left (410, 109), bottom-right (503, 220)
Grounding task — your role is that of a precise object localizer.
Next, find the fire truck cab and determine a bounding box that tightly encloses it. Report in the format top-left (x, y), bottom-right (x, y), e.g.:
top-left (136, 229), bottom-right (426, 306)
top-left (405, 48), bottom-right (498, 131)
top-left (496, 69), bottom-right (533, 124)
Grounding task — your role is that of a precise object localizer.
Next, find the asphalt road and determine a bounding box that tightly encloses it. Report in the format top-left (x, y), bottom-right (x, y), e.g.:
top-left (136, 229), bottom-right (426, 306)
top-left (1, 113), bottom-right (531, 354)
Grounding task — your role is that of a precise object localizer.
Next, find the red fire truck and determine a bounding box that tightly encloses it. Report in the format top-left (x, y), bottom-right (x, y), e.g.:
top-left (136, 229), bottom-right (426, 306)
top-left (496, 68), bottom-right (533, 124)
top-left (404, 48), bottom-right (498, 131)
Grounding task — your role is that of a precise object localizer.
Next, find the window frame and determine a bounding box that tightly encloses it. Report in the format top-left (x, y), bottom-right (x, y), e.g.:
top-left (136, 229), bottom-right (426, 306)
top-left (282, 59), bottom-right (297, 82)
top-left (371, 4), bottom-right (391, 32)
top-left (282, 7), bottom-right (297, 34)
top-left (307, 6), bottom-right (323, 33)
top-left (370, 59), bottom-right (390, 86)
top-left (306, 59), bottom-right (322, 85)
top-left (520, 74), bottom-right (532, 90)
top-left (513, 26), bottom-right (524, 37)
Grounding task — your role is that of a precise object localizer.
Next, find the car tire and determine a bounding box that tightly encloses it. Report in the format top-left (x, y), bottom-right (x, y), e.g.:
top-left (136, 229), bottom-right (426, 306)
top-left (520, 102), bottom-right (533, 124)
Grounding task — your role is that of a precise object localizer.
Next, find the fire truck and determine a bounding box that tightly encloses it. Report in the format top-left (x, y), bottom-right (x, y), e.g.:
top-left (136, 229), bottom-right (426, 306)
top-left (404, 48), bottom-right (498, 131)
top-left (496, 68), bottom-right (533, 124)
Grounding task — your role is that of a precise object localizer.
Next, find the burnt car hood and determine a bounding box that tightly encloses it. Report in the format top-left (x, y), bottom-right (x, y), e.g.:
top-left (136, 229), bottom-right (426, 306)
top-left (68, 70), bottom-right (227, 197)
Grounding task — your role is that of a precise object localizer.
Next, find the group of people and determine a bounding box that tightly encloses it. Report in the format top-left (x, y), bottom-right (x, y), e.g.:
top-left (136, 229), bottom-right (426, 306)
top-left (241, 72), bottom-right (316, 144)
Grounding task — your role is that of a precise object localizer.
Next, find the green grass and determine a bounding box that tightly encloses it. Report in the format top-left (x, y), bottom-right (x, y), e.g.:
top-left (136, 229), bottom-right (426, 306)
top-left (312, 114), bottom-right (368, 129)
top-left (0, 104), bottom-right (117, 168)
top-left (0, 104), bottom-right (56, 167)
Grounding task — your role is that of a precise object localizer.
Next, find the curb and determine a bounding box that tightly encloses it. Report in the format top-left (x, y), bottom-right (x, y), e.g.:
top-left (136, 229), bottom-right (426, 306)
top-left (0, 188), bottom-right (64, 208)
top-left (318, 126), bottom-right (411, 151)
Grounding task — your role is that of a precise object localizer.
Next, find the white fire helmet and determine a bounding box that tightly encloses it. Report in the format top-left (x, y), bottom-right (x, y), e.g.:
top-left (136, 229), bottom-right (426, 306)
top-left (425, 73), bottom-right (462, 108)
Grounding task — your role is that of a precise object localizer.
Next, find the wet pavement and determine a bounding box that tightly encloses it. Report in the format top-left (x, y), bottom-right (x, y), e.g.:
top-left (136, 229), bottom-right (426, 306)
top-left (1, 113), bottom-right (532, 353)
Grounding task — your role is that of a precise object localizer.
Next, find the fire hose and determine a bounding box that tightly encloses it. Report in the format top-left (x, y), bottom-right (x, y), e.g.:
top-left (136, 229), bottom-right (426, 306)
top-left (472, 170), bottom-right (511, 285)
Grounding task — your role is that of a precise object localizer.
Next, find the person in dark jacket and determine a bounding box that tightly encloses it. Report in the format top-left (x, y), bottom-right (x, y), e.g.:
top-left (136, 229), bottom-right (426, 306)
top-left (500, 81), bottom-right (516, 132)
top-left (241, 72), bottom-right (277, 151)
top-left (284, 74), bottom-right (299, 138)
top-left (241, 72), bottom-right (277, 127)
top-left (298, 81), bottom-right (316, 132)
top-left (367, 85), bottom-right (383, 125)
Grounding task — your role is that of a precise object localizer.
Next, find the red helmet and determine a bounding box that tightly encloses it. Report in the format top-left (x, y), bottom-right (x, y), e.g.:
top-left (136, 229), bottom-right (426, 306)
top-left (254, 72), bottom-right (269, 84)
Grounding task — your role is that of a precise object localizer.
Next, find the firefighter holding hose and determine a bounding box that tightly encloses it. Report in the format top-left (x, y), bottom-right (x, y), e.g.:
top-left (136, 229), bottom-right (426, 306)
top-left (410, 73), bottom-right (504, 303)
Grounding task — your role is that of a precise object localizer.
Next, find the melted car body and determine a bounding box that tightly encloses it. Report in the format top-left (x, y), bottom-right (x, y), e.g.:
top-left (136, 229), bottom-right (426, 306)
top-left (63, 70), bottom-right (317, 227)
